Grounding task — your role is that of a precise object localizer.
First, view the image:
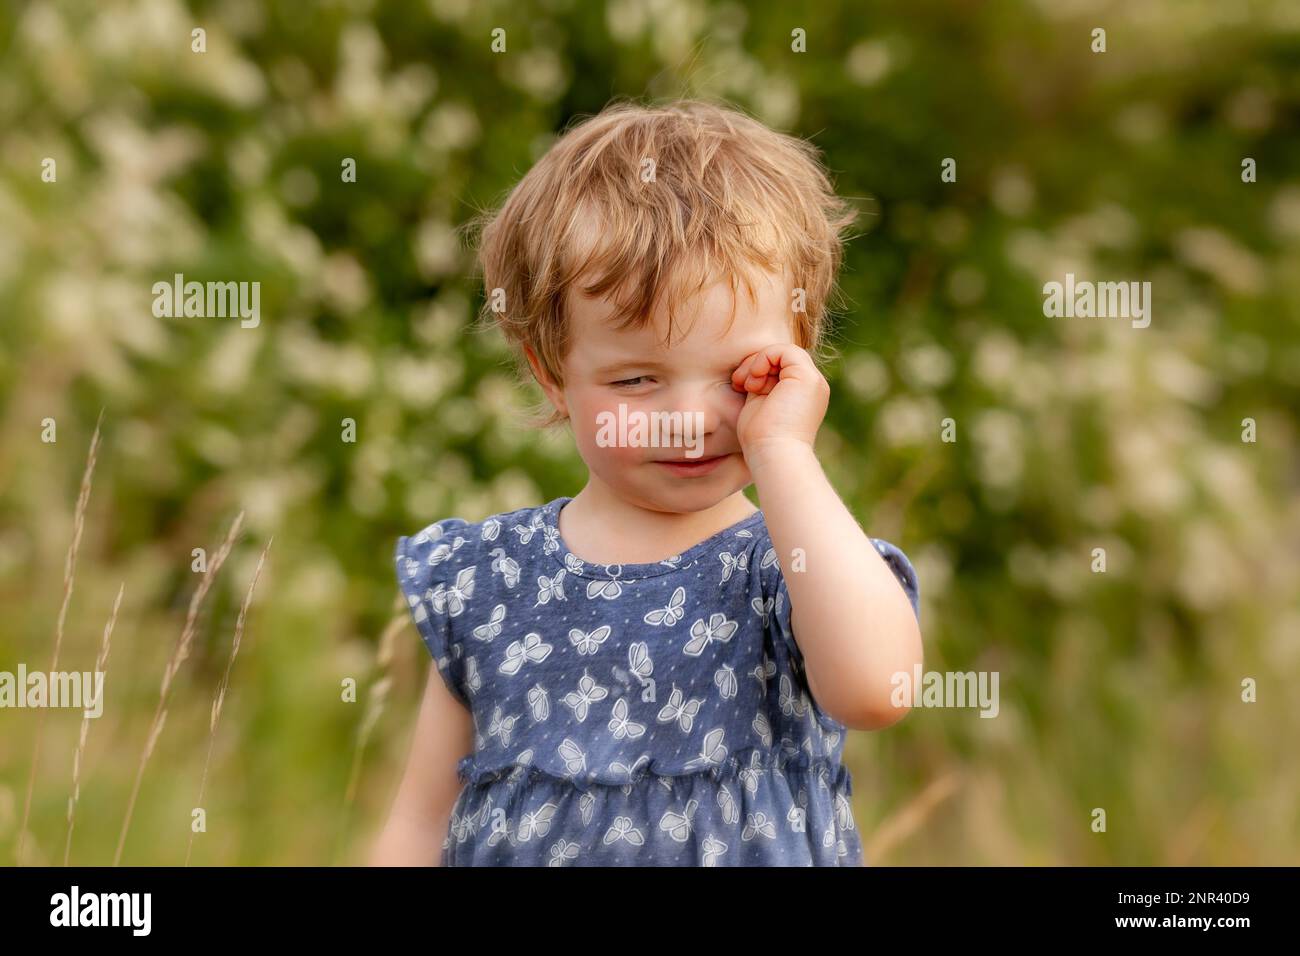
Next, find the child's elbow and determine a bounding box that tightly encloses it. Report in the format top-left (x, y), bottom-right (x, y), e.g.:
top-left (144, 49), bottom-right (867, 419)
top-left (842, 646), bottom-right (923, 731)
top-left (843, 697), bottom-right (912, 732)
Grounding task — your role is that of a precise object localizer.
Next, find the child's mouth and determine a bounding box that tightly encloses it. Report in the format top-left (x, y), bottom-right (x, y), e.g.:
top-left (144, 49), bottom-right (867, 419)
top-left (653, 453), bottom-right (728, 477)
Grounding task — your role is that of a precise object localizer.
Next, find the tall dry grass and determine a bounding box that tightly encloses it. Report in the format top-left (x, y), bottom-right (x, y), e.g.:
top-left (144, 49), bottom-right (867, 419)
top-left (113, 510), bottom-right (245, 866)
top-left (185, 536), bottom-right (273, 866)
top-left (17, 408), bottom-right (103, 865)
top-left (63, 580), bottom-right (123, 866)
top-left (335, 592), bottom-right (407, 863)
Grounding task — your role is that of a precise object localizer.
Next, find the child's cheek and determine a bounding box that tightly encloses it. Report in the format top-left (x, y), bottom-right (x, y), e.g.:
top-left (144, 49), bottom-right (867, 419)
top-left (579, 393), bottom-right (669, 464)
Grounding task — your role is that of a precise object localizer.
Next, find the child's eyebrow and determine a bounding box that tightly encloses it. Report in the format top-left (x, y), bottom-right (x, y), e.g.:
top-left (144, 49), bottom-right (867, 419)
top-left (593, 359), bottom-right (668, 376)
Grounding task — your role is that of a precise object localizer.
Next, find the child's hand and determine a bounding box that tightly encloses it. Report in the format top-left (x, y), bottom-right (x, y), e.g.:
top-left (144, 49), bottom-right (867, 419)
top-left (731, 344), bottom-right (829, 464)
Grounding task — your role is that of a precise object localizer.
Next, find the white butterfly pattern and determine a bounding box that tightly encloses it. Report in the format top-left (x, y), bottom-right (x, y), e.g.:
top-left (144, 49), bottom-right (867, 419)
top-left (738, 751), bottom-right (765, 795)
top-left (527, 683), bottom-right (550, 722)
top-left (702, 834), bottom-right (728, 866)
top-left (608, 697), bottom-right (646, 740)
top-left (472, 603), bottom-right (506, 642)
top-left (742, 811), bottom-right (777, 842)
top-left (717, 784), bottom-right (739, 825)
top-left (609, 753), bottom-right (650, 782)
top-left (450, 809), bottom-right (475, 844)
top-left (557, 738), bottom-right (587, 775)
top-left (512, 513), bottom-right (544, 545)
top-left (683, 727), bottom-right (728, 771)
top-left (534, 569), bottom-right (566, 606)
top-left (713, 663), bottom-right (738, 700)
top-left (683, 613), bottom-right (738, 656)
top-left (397, 503), bottom-right (900, 866)
top-left (562, 670), bottom-right (609, 722)
top-left (787, 792), bottom-right (807, 833)
top-left (834, 791), bottom-right (856, 832)
top-left (586, 573), bottom-right (623, 601)
top-left (487, 705), bottom-right (519, 747)
top-left (603, 817), bottom-right (645, 846)
top-left (659, 798), bottom-right (698, 842)
top-left (778, 673), bottom-right (809, 718)
top-left (463, 657), bottom-right (481, 696)
top-left (643, 586), bottom-right (686, 626)
top-left (429, 566), bottom-right (476, 616)
top-left (568, 624), bottom-right (611, 656)
top-left (656, 685), bottom-right (703, 734)
top-left (517, 802), bottom-right (559, 841)
top-left (548, 840), bottom-right (580, 865)
top-left (489, 548), bottom-right (521, 588)
top-left (718, 550), bottom-right (748, 582)
top-left (412, 523), bottom-right (442, 545)
top-left (627, 642), bottom-right (654, 684)
top-left (498, 632), bottom-right (554, 675)
top-left (428, 536), bottom-right (467, 567)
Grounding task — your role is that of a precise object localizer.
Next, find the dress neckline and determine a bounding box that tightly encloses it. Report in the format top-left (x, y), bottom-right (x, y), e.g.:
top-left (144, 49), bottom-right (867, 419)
top-left (540, 495), bottom-right (766, 581)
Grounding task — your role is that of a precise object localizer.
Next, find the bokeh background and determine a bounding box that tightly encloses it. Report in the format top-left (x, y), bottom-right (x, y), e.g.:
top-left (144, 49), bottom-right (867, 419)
top-left (2, 0), bottom-right (1298, 866)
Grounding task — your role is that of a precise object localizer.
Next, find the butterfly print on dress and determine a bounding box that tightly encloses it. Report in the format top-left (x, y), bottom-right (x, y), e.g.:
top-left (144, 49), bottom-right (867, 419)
top-left (395, 497), bottom-right (923, 866)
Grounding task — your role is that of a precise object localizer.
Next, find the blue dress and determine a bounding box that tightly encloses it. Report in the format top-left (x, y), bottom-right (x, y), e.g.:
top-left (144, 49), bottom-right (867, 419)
top-left (394, 495), bottom-right (921, 866)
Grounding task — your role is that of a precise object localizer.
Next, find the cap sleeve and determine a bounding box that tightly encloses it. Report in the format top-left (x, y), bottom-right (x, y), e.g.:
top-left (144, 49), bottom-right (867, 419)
top-left (764, 535), bottom-right (921, 672)
top-left (394, 518), bottom-right (477, 709)
top-left (869, 537), bottom-right (921, 624)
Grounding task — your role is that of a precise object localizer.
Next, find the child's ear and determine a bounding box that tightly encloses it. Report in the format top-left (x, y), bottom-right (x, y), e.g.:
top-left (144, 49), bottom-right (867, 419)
top-left (523, 345), bottom-right (568, 418)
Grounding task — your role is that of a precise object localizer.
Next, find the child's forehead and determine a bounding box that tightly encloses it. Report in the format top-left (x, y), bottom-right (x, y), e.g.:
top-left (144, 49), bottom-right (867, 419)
top-left (575, 307), bottom-right (789, 373)
top-left (569, 269), bottom-right (792, 353)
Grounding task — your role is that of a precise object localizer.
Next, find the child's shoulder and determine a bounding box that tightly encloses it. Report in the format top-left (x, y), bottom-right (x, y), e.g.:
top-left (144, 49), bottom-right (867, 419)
top-left (394, 499), bottom-right (557, 580)
top-left (401, 500), bottom-right (551, 545)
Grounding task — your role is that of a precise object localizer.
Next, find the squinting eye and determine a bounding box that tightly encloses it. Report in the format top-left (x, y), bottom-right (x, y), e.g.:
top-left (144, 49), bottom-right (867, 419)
top-left (611, 376), bottom-right (651, 388)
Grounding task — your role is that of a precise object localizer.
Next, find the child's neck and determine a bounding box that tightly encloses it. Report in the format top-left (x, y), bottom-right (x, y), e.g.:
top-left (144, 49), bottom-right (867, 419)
top-left (558, 482), bottom-right (758, 566)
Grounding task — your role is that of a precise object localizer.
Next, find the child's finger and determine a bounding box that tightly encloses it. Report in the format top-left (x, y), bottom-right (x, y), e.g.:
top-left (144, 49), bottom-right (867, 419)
top-left (747, 371), bottom-right (775, 394)
top-left (752, 370), bottom-right (779, 395)
top-left (734, 345), bottom-right (806, 394)
top-left (746, 352), bottom-right (773, 381)
top-left (752, 351), bottom-right (787, 391)
top-left (731, 355), bottom-right (756, 390)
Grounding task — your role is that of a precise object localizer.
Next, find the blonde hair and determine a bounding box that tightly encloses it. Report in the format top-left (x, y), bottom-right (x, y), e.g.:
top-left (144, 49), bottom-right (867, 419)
top-left (467, 97), bottom-right (858, 427)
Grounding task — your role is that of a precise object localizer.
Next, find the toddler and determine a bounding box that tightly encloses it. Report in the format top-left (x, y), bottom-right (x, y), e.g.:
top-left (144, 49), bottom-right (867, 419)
top-left (375, 99), bottom-right (923, 867)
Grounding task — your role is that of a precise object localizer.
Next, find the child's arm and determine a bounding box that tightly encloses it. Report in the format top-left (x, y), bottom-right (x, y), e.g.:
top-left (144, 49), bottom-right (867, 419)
top-left (369, 669), bottom-right (473, 866)
top-left (734, 344), bottom-right (924, 732)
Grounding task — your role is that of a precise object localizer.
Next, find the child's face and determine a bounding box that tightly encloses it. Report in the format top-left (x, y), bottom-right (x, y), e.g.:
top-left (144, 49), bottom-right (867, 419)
top-left (540, 268), bottom-right (794, 514)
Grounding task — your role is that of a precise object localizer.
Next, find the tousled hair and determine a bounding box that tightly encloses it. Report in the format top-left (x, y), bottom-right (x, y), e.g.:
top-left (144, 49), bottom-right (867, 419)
top-left (465, 97), bottom-right (859, 427)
